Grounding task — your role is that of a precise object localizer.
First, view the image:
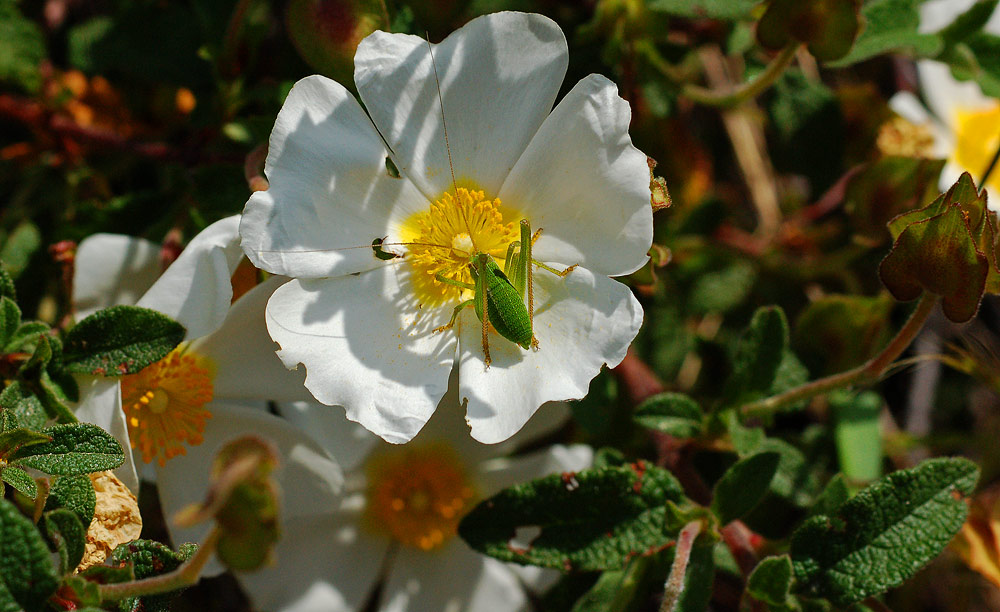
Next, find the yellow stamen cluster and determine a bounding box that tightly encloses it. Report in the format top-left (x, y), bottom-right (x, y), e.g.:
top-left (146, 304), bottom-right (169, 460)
top-left (400, 187), bottom-right (518, 306)
top-left (120, 347), bottom-right (214, 467)
top-left (953, 105), bottom-right (1000, 193)
top-left (876, 116), bottom-right (935, 158)
top-left (364, 443), bottom-right (477, 551)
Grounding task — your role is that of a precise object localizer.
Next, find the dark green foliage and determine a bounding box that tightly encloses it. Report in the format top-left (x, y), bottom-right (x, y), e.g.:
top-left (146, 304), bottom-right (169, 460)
top-left (722, 307), bottom-right (790, 405)
top-left (63, 305), bottom-right (185, 376)
top-left (828, 0), bottom-right (941, 66)
top-left (9, 423), bottom-right (125, 475)
top-left (459, 463), bottom-right (687, 571)
top-left (647, 0), bottom-right (761, 19)
top-left (711, 451), bottom-right (781, 524)
top-left (634, 392), bottom-right (704, 438)
top-left (111, 540), bottom-right (198, 612)
top-left (791, 458), bottom-right (979, 606)
top-left (46, 475), bottom-right (98, 527)
top-left (747, 555), bottom-right (794, 606)
top-left (0, 498), bottom-right (58, 612)
top-left (43, 509), bottom-right (87, 574)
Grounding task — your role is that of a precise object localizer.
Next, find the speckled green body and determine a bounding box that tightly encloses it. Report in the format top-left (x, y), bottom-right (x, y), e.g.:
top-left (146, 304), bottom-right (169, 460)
top-left (471, 254), bottom-right (532, 349)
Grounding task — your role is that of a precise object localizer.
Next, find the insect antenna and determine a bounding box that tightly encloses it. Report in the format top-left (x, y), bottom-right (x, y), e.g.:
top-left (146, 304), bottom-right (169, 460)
top-left (425, 33), bottom-right (479, 254)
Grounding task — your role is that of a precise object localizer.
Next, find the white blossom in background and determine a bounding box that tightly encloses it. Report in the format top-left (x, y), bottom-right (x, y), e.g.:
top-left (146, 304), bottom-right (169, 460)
top-left (240, 11), bottom-right (652, 445)
top-left (888, 0), bottom-right (1000, 202)
top-left (160, 389), bottom-right (591, 612)
top-left (71, 216), bottom-right (329, 495)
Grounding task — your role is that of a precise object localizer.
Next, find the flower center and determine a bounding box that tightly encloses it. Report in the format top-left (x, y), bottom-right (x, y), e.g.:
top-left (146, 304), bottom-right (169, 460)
top-left (119, 347), bottom-right (215, 467)
top-left (399, 187), bottom-right (519, 307)
top-left (953, 104), bottom-right (1000, 193)
top-left (876, 116), bottom-right (935, 158)
top-left (364, 442), bottom-right (477, 551)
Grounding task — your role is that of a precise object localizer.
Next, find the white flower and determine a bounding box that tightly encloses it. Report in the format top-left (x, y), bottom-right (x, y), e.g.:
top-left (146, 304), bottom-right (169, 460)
top-left (240, 11), bottom-right (652, 445)
top-left (160, 389), bottom-right (591, 612)
top-left (72, 216), bottom-right (323, 493)
top-left (888, 0), bottom-right (1000, 203)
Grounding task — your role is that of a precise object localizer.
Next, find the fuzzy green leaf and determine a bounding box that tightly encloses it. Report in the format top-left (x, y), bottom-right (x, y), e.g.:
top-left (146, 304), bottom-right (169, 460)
top-left (747, 555), bottom-right (794, 606)
top-left (0, 497), bottom-right (59, 611)
top-left (10, 423), bottom-right (125, 475)
top-left (723, 307), bottom-right (790, 405)
top-left (937, 0), bottom-right (999, 45)
top-left (46, 475), bottom-right (97, 527)
top-left (111, 540), bottom-right (197, 612)
top-left (0, 382), bottom-right (47, 430)
top-left (793, 294), bottom-right (894, 375)
top-left (0, 427), bottom-right (51, 458)
top-left (0, 0), bottom-right (45, 93)
top-left (1, 466), bottom-right (36, 499)
top-left (791, 458), bottom-right (979, 606)
top-left (63, 305), bottom-right (185, 376)
top-left (459, 462), bottom-right (687, 571)
top-left (634, 392), bottom-right (704, 438)
top-left (4, 321), bottom-right (49, 353)
top-left (0, 297), bottom-right (19, 348)
top-left (0, 266), bottom-right (14, 301)
top-left (712, 452), bottom-right (781, 525)
top-left (44, 508), bottom-right (86, 574)
top-left (811, 474), bottom-right (850, 517)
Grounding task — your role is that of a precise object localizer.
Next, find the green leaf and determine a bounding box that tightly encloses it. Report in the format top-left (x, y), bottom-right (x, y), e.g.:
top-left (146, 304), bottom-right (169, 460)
top-left (675, 540), bottom-right (716, 612)
top-left (844, 157), bottom-right (946, 241)
top-left (43, 508), bottom-right (86, 574)
top-left (10, 423), bottom-right (125, 475)
top-left (0, 0), bottom-right (45, 92)
top-left (810, 474), bottom-right (850, 517)
top-left (46, 475), bottom-right (97, 527)
top-left (63, 305), bottom-right (185, 376)
top-left (723, 307), bottom-right (789, 405)
top-left (0, 382), bottom-right (47, 430)
top-left (768, 71), bottom-right (843, 191)
top-left (1, 466), bottom-right (36, 499)
top-left (4, 321), bottom-right (49, 353)
top-left (747, 555), bottom-right (794, 606)
top-left (937, 0), bottom-right (999, 45)
top-left (830, 390), bottom-right (883, 485)
top-left (712, 452), bottom-right (781, 525)
top-left (0, 265), bottom-right (14, 301)
top-left (459, 462), bottom-right (687, 571)
top-left (18, 333), bottom-right (52, 378)
top-left (0, 221), bottom-right (41, 279)
top-left (0, 498), bottom-right (59, 611)
top-left (793, 294), bottom-right (894, 375)
top-left (634, 392), bottom-right (704, 438)
top-left (827, 0), bottom-right (941, 66)
top-left (687, 261), bottom-right (756, 315)
top-left (791, 458), bottom-right (979, 606)
top-left (111, 540), bottom-right (197, 612)
top-left (0, 427), bottom-right (51, 457)
top-left (0, 297), bottom-right (20, 348)
top-left (78, 563), bottom-right (134, 585)
top-left (647, 0), bottom-right (762, 19)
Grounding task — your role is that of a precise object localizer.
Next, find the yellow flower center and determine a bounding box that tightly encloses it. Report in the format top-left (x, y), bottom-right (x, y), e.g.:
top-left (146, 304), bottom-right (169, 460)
top-left (364, 442), bottom-right (477, 551)
top-left (877, 116), bottom-right (935, 158)
top-left (953, 104), bottom-right (1000, 193)
top-left (399, 187), bottom-right (520, 307)
top-left (120, 347), bottom-right (214, 467)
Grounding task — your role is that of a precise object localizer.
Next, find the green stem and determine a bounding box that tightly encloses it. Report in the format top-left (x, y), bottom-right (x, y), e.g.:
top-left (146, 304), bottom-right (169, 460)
top-left (98, 527), bottom-right (220, 602)
top-left (659, 521), bottom-right (702, 612)
top-left (608, 556), bottom-right (651, 612)
top-left (678, 45), bottom-right (799, 109)
top-left (741, 293), bottom-right (939, 419)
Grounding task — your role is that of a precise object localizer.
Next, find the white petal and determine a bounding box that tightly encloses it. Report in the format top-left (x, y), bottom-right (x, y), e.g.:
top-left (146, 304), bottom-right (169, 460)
top-left (916, 60), bottom-right (995, 129)
top-left (72, 234), bottom-right (160, 319)
top-left (137, 215), bottom-right (243, 340)
top-left (381, 541), bottom-right (527, 612)
top-left (500, 74), bottom-right (653, 277)
top-left (189, 276), bottom-right (313, 403)
top-left (157, 402), bottom-right (344, 550)
top-left (240, 75), bottom-right (427, 279)
top-left (459, 267), bottom-right (642, 444)
top-left (240, 508), bottom-right (388, 612)
top-left (73, 376), bottom-right (138, 493)
top-left (918, 0), bottom-right (978, 32)
top-left (354, 12), bottom-right (568, 199)
top-left (278, 401), bottom-right (381, 473)
top-left (266, 267), bottom-right (457, 444)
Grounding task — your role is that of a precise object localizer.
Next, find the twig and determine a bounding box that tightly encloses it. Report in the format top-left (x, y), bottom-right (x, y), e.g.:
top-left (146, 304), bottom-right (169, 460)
top-left (741, 293), bottom-right (939, 419)
top-left (659, 521), bottom-right (702, 612)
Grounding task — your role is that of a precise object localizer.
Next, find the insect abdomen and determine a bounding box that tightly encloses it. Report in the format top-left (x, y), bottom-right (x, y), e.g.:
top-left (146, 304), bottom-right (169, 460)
top-left (477, 258), bottom-right (532, 349)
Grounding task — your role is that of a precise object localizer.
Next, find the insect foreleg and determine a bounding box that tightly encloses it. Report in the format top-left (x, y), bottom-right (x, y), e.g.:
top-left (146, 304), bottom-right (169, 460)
top-left (434, 273), bottom-right (476, 291)
top-left (433, 299), bottom-right (475, 334)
